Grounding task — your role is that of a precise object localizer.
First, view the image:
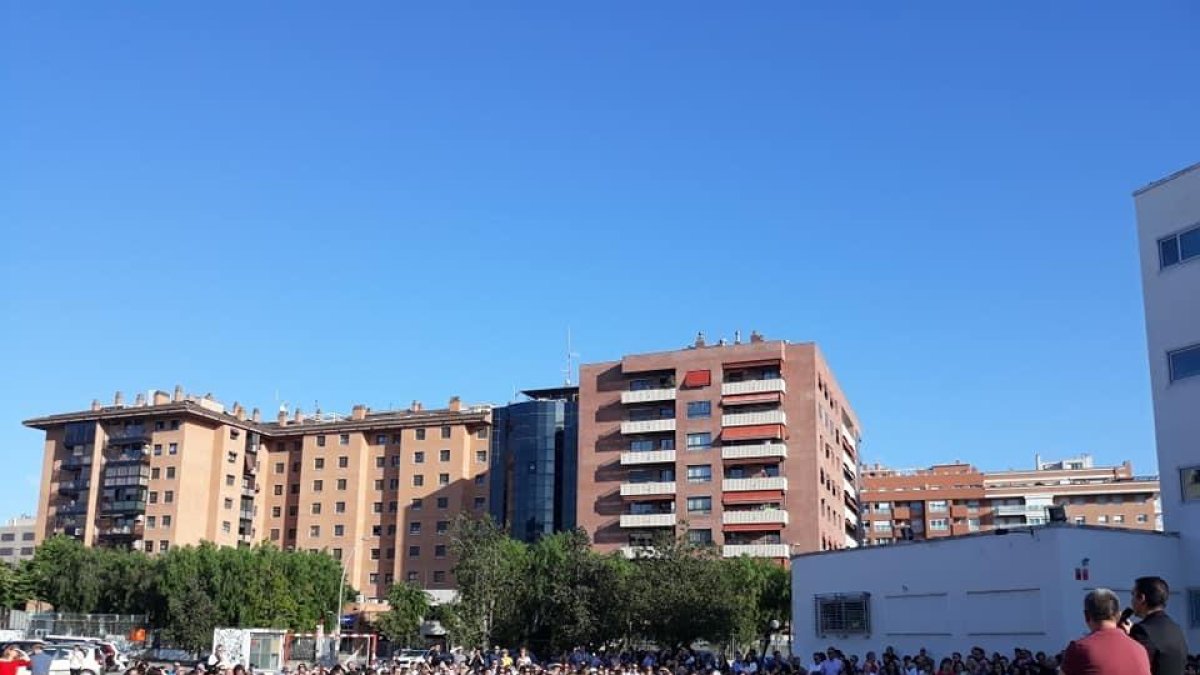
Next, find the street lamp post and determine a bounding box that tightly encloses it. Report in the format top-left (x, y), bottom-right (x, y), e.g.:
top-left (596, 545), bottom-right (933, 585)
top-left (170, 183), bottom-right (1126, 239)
top-left (762, 619), bottom-right (781, 659)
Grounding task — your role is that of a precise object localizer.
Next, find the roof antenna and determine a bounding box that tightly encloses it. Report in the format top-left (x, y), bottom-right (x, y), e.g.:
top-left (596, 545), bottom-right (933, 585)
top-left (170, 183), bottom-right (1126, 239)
top-left (563, 327), bottom-right (580, 386)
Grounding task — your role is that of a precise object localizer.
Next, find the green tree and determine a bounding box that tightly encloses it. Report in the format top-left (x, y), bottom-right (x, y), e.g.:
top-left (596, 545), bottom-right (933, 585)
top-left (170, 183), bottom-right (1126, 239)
top-left (448, 514), bottom-right (527, 649)
top-left (24, 536), bottom-right (101, 611)
top-left (375, 582), bottom-right (430, 646)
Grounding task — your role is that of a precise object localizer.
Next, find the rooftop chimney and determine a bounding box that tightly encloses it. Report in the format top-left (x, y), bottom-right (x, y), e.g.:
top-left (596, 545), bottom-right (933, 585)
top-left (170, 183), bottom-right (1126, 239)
top-left (173, 385), bottom-right (184, 402)
top-left (694, 332), bottom-right (706, 348)
top-left (134, 393), bottom-right (146, 407)
top-left (410, 400), bottom-right (423, 412)
top-left (277, 408), bottom-right (288, 425)
top-left (294, 408), bottom-right (305, 424)
top-left (153, 390), bottom-right (170, 406)
top-left (252, 408), bottom-right (262, 423)
top-left (750, 330), bottom-right (764, 343)
top-left (233, 403), bottom-right (245, 421)
top-left (734, 330), bottom-right (742, 345)
top-left (351, 405), bottom-right (368, 421)
top-left (114, 391), bottom-right (124, 406)
top-left (448, 396), bottom-right (462, 412)
top-left (91, 399), bottom-right (101, 412)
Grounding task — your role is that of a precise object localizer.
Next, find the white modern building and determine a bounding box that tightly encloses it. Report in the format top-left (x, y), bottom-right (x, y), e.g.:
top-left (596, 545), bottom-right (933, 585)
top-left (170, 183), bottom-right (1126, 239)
top-left (790, 163), bottom-right (1200, 658)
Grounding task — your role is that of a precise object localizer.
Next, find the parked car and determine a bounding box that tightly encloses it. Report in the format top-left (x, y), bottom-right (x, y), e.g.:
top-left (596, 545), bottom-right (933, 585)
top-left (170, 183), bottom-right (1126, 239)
top-left (44, 645), bottom-right (106, 675)
top-left (391, 650), bottom-right (430, 669)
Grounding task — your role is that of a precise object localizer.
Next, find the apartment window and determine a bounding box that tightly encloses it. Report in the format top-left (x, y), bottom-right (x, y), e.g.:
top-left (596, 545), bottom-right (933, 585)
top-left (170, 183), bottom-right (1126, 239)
top-left (414, 451), bottom-right (425, 464)
top-left (151, 467), bottom-right (161, 479)
top-left (406, 572), bottom-right (419, 582)
top-left (1097, 494), bottom-right (1110, 504)
top-left (166, 466), bottom-right (175, 479)
top-left (370, 548), bottom-right (381, 560)
top-left (686, 401), bottom-right (712, 419)
top-left (409, 522), bottom-right (422, 535)
top-left (153, 444), bottom-right (163, 456)
top-left (1113, 515), bottom-right (1125, 523)
top-left (316, 436), bottom-right (326, 447)
top-left (686, 465), bottom-right (712, 484)
top-left (154, 421), bottom-right (165, 431)
top-left (929, 519), bottom-right (949, 531)
top-left (387, 524), bottom-right (396, 535)
top-left (1137, 514), bottom-right (1149, 523)
top-left (967, 518), bottom-right (981, 531)
top-left (436, 520), bottom-right (449, 535)
top-left (373, 502), bottom-right (383, 513)
top-left (439, 473), bottom-right (450, 486)
top-left (21, 533), bottom-right (32, 541)
top-left (408, 546), bottom-right (421, 558)
top-left (170, 420), bottom-right (180, 430)
top-left (272, 507), bottom-right (281, 518)
top-left (416, 429), bottom-right (426, 440)
top-left (441, 426), bottom-right (451, 439)
top-left (473, 497), bottom-right (485, 509)
top-left (687, 529), bottom-right (713, 545)
top-left (312, 480), bottom-right (324, 492)
top-left (391, 455), bottom-right (401, 467)
top-left (374, 479), bottom-right (384, 490)
top-left (928, 500), bottom-right (948, 513)
top-left (1167, 342), bottom-right (1200, 384)
top-left (1070, 496), bottom-right (1086, 505)
top-left (338, 456), bottom-right (348, 468)
top-left (1074, 516), bottom-right (1087, 525)
top-left (966, 500), bottom-right (979, 512)
top-left (412, 498), bottom-right (424, 510)
top-left (273, 485), bottom-right (283, 496)
top-left (336, 479), bottom-right (347, 491)
top-left (372, 525), bottom-right (382, 536)
top-left (815, 593), bottom-right (871, 636)
top-left (474, 474), bottom-right (486, 485)
top-left (434, 544), bottom-right (447, 558)
top-left (168, 443), bottom-right (178, 454)
top-left (225, 474), bottom-right (235, 486)
top-left (376, 434), bottom-right (387, 445)
top-left (413, 475), bottom-right (424, 487)
top-left (333, 524), bottom-right (345, 537)
top-left (477, 427), bottom-right (489, 439)
top-left (436, 497), bottom-right (448, 509)
top-left (476, 450), bottom-right (487, 464)
top-left (224, 498), bottom-right (234, 510)
top-left (311, 503), bottom-right (322, 515)
top-left (874, 502), bottom-right (891, 513)
top-left (309, 525), bottom-right (320, 537)
top-left (630, 439), bottom-right (654, 452)
top-left (292, 462), bottom-right (300, 473)
top-left (1097, 515), bottom-right (1109, 523)
top-left (433, 570), bottom-right (447, 583)
top-left (314, 458), bottom-right (325, 470)
top-left (162, 515), bottom-right (171, 527)
top-left (335, 501), bottom-right (346, 514)
top-left (222, 521), bottom-right (232, 534)
top-left (270, 529), bottom-right (281, 541)
top-left (146, 516), bottom-right (157, 529)
top-left (375, 457), bottom-right (385, 469)
top-left (164, 491), bottom-right (174, 503)
top-left (873, 521), bottom-right (892, 533)
top-left (339, 434), bottom-right (349, 445)
top-left (440, 449), bottom-right (451, 462)
top-left (330, 548), bottom-right (342, 561)
top-left (388, 501), bottom-right (398, 512)
top-left (687, 497), bottom-right (712, 514)
top-left (287, 528), bottom-right (296, 540)
top-left (685, 433), bottom-right (712, 450)
top-left (288, 506), bottom-right (298, 517)
top-left (1159, 224), bottom-right (1200, 269)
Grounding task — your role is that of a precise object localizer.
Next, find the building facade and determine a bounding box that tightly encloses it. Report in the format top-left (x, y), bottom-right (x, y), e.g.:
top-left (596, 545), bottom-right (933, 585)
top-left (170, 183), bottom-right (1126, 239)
top-left (489, 387), bottom-right (579, 543)
top-left (860, 456), bottom-right (1160, 545)
top-left (576, 333), bottom-right (862, 561)
top-left (1134, 161), bottom-right (1200, 628)
top-left (0, 516), bottom-right (37, 565)
top-left (25, 388), bottom-right (492, 602)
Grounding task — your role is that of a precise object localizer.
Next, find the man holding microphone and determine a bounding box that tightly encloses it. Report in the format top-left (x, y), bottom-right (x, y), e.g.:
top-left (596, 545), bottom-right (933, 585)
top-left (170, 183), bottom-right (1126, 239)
top-left (1120, 576), bottom-right (1189, 675)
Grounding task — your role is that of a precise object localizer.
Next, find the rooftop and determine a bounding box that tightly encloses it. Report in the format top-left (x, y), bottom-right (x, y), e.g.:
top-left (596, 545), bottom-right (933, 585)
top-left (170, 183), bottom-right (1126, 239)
top-left (1133, 160), bottom-right (1200, 196)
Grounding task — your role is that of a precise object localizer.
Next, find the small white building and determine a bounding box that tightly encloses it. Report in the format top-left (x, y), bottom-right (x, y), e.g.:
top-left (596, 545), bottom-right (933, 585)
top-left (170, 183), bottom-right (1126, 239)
top-left (790, 524), bottom-right (1187, 659)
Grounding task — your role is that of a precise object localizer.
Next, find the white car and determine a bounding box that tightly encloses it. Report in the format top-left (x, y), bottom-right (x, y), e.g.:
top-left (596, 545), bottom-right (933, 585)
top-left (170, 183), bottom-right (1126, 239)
top-left (44, 645), bottom-right (106, 675)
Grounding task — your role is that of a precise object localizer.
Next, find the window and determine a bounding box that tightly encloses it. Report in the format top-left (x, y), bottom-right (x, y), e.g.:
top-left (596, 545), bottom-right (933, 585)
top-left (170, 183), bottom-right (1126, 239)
top-left (224, 497), bottom-right (234, 510)
top-left (338, 456), bottom-right (348, 468)
top-left (474, 474), bottom-right (486, 485)
top-left (311, 503), bottom-right (322, 515)
top-left (146, 516), bottom-right (156, 529)
top-left (687, 497), bottom-right (712, 514)
top-left (440, 449), bottom-right (451, 462)
top-left (408, 546), bottom-right (421, 558)
top-left (151, 467), bottom-right (160, 479)
top-left (153, 444), bottom-right (163, 456)
top-left (687, 529), bottom-right (713, 545)
top-left (155, 421), bottom-right (165, 431)
top-left (168, 443), bottom-right (178, 454)
top-left (1074, 516), bottom-right (1087, 525)
top-left (686, 401), bottom-right (712, 419)
top-left (630, 439), bottom-right (655, 452)
top-left (874, 502), bottom-right (891, 513)
top-left (439, 473), bottom-right (450, 485)
top-left (375, 457), bottom-right (385, 469)
top-left (316, 436), bottom-right (326, 447)
top-left (309, 525), bottom-right (320, 537)
top-left (376, 434), bottom-right (387, 445)
top-left (928, 500), bottom-right (948, 512)
top-left (391, 455), bottom-right (401, 467)
top-left (686, 465), bottom-right (712, 483)
top-left (409, 522), bottom-right (422, 535)
top-left (313, 480), bottom-right (323, 492)
top-left (314, 458), bottom-right (325, 470)
top-left (413, 475), bottom-right (424, 487)
top-left (222, 521), bottom-right (232, 533)
top-left (372, 525), bottom-right (382, 536)
top-left (410, 498), bottom-right (424, 510)
top-left (336, 478), bottom-right (347, 490)
top-left (435, 544), bottom-right (447, 558)
top-left (166, 467), bottom-right (175, 479)
top-left (162, 515), bottom-right (171, 527)
top-left (274, 485), bottom-right (283, 496)
top-left (288, 506), bottom-right (298, 516)
top-left (873, 521), bottom-right (892, 532)
top-left (388, 501), bottom-right (398, 512)
top-left (287, 528), bottom-right (296, 540)
top-left (1159, 224), bottom-right (1200, 268)
top-left (272, 507), bottom-right (281, 518)
top-left (1170, 345), bottom-right (1200, 383)
top-left (292, 462), bottom-right (300, 473)
top-left (370, 548), bottom-right (381, 560)
top-left (339, 434), bottom-right (349, 445)
top-left (170, 420), bottom-right (180, 430)
top-left (335, 501), bottom-right (346, 514)
top-left (225, 474), bottom-right (235, 486)
top-left (436, 497), bottom-right (448, 509)
top-left (1113, 515), bottom-right (1125, 523)
top-left (333, 524), bottom-right (345, 537)
top-left (406, 572), bottom-right (419, 583)
top-left (1182, 467), bottom-right (1200, 502)
top-left (967, 518), bottom-right (981, 532)
top-left (686, 433), bottom-right (713, 450)
top-left (20, 533), bottom-right (32, 541)
top-left (387, 524), bottom-right (396, 535)
top-left (373, 502), bottom-right (383, 513)
top-left (374, 479), bottom-right (384, 490)
top-left (815, 593), bottom-right (871, 636)
top-left (441, 426), bottom-right (451, 439)
top-left (473, 497), bottom-right (486, 509)
top-left (416, 429), bottom-right (426, 440)
top-left (1097, 515), bottom-right (1109, 523)
top-left (1137, 514), bottom-right (1149, 523)
top-left (436, 520), bottom-right (449, 534)
top-left (476, 451), bottom-right (487, 464)
top-left (414, 451), bottom-right (425, 464)
top-left (433, 571), bottom-right (447, 583)
top-left (164, 490), bottom-right (174, 503)
top-left (929, 518), bottom-right (949, 531)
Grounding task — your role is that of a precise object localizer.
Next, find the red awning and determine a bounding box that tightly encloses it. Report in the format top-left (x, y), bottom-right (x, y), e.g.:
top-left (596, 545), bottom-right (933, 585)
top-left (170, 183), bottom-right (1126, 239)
top-left (723, 523), bottom-right (784, 533)
top-left (721, 392), bottom-right (783, 406)
top-left (722, 490), bottom-right (785, 504)
top-left (721, 424), bottom-right (784, 441)
top-left (682, 369), bottom-right (712, 387)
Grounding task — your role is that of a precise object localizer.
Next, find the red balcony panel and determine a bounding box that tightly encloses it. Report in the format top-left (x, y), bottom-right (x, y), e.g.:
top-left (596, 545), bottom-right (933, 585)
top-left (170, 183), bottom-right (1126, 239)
top-left (721, 392), bottom-right (783, 406)
top-left (721, 424), bottom-right (784, 441)
top-left (682, 370), bottom-right (712, 388)
top-left (722, 490), bottom-right (785, 504)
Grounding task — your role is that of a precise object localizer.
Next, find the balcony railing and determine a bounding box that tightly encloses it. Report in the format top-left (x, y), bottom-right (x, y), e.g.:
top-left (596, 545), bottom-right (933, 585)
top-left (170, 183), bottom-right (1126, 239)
top-left (620, 450), bottom-right (677, 466)
top-left (722, 411), bottom-right (787, 427)
top-left (994, 504), bottom-right (1049, 517)
top-left (722, 476), bottom-right (788, 492)
top-left (107, 452), bottom-right (150, 465)
top-left (58, 479), bottom-right (91, 494)
top-left (619, 513), bottom-right (677, 528)
top-left (620, 419), bottom-right (677, 435)
top-left (106, 427), bottom-right (151, 443)
top-left (722, 544), bottom-right (789, 558)
top-left (101, 500), bottom-right (147, 513)
top-left (239, 509), bottom-right (255, 520)
top-left (842, 480), bottom-right (857, 500)
top-left (844, 506), bottom-right (859, 526)
top-left (721, 379), bottom-right (787, 396)
top-left (241, 485), bottom-right (257, 498)
top-left (62, 455), bottom-right (94, 469)
top-left (619, 481), bottom-right (677, 497)
top-left (58, 503), bottom-right (88, 515)
top-left (722, 443), bottom-right (787, 460)
top-left (722, 509), bottom-right (789, 526)
top-left (621, 388), bottom-right (678, 404)
top-left (98, 525), bottom-right (144, 538)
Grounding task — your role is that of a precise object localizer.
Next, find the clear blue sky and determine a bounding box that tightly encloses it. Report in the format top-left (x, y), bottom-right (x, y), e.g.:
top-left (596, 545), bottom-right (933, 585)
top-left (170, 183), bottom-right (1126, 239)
top-left (2, 3), bottom-right (1197, 520)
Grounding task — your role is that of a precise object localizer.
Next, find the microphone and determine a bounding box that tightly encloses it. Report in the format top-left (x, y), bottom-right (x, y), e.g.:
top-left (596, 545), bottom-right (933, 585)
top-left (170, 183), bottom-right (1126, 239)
top-left (1119, 608), bottom-right (1135, 625)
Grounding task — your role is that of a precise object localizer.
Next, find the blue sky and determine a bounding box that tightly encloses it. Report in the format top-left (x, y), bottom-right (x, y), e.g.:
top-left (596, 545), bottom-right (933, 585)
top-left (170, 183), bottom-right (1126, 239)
top-left (2, 3), bottom-right (1197, 520)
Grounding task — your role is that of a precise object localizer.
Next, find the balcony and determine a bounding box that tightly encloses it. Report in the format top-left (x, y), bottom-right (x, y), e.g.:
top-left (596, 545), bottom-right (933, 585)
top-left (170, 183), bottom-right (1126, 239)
top-left (722, 411), bottom-right (787, 427)
top-left (621, 388), bottom-right (678, 404)
top-left (62, 455), bottom-right (94, 469)
top-left (723, 476), bottom-right (788, 492)
top-left (722, 544), bottom-right (789, 558)
top-left (241, 484), bottom-right (258, 498)
top-left (842, 480), bottom-right (857, 500)
top-left (721, 379), bottom-right (787, 396)
top-left (994, 504), bottom-right (1049, 517)
top-left (621, 419), bottom-right (676, 435)
top-left (620, 450), bottom-right (677, 466)
top-left (619, 546), bottom-right (659, 559)
top-left (722, 443), bottom-right (787, 460)
top-left (58, 503), bottom-right (88, 515)
top-left (106, 427), bottom-right (151, 444)
top-left (58, 479), bottom-right (91, 495)
top-left (619, 513), bottom-right (677, 528)
top-left (844, 506), bottom-right (859, 526)
top-left (239, 509), bottom-right (255, 520)
top-left (620, 481), bottom-right (677, 497)
top-left (98, 524), bottom-right (144, 539)
top-left (101, 499), bottom-right (147, 513)
top-left (722, 509), bottom-right (789, 526)
top-left (840, 425), bottom-right (858, 451)
top-left (107, 452), bottom-right (150, 466)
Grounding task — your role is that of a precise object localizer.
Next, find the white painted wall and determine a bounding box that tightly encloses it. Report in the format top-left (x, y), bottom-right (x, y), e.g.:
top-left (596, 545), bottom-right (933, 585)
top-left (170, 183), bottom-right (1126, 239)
top-left (790, 526), bottom-right (1188, 659)
top-left (1134, 164), bottom-right (1200, 610)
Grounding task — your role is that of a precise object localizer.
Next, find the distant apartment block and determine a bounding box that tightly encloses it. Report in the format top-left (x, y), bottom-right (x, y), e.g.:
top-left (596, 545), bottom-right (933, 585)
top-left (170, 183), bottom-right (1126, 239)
top-left (24, 388), bottom-right (492, 602)
top-left (859, 455), bottom-right (1160, 545)
top-left (576, 333), bottom-right (862, 561)
top-left (0, 516), bottom-right (36, 565)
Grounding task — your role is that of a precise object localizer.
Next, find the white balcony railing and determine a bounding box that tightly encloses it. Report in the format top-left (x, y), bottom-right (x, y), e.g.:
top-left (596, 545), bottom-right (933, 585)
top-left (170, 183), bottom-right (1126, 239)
top-left (722, 443), bottom-right (787, 460)
top-left (841, 425), bottom-right (858, 450)
top-left (621, 388), bottom-right (678, 404)
top-left (994, 504), bottom-right (1049, 517)
top-left (722, 476), bottom-right (788, 492)
top-left (722, 510), bottom-right (789, 526)
top-left (620, 513), bottom-right (677, 528)
top-left (842, 479), bottom-right (857, 500)
top-left (722, 544), bottom-right (790, 559)
top-left (844, 534), bottom-right (860, 549)
top-left (620, 450), bottom-right (677, 466)
top-left (722, 411), bottom-right (787, 427)
top-left (721, 379), bottom-right (787, 396)
top-left (620, 419), bottom-right (677, 435)
top-left (844, 506), bottom-right (859, 526)
top-left (620, 481), bottom-right (677, 497)
top-left (620, 546), bottom-right (658, 559)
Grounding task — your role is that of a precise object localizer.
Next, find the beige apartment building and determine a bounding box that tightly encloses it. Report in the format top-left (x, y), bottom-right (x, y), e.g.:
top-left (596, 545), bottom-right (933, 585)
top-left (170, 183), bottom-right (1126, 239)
top-left (0, 516), bottom-right (37, 565)
top-left (24, 387), bottom-right (492, 602)
top-left (576, 333), bottom-right (862, 561)
top-left (860, 454), bottom-right (1160, 545)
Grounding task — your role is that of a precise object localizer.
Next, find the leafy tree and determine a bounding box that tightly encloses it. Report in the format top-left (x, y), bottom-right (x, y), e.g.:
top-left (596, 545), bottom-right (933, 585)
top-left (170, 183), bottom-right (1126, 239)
top-left (448, 514), bottom-right (527, 649)
top-left (375, 582), bottom-right (430, 646)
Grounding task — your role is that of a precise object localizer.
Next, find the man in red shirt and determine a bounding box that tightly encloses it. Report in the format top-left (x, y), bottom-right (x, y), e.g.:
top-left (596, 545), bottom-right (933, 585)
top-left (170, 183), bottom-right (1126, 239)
top-left (1061, 588), bottom-right (1151, 675)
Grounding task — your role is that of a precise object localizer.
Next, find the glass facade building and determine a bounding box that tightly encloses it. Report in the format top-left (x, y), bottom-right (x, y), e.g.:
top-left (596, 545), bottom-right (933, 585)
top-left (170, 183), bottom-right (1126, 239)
top-left (489, 387), bottom-right (578, 542)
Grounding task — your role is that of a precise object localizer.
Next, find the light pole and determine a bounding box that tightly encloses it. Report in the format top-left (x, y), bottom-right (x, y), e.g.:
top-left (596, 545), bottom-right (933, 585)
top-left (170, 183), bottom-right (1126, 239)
top-left (761, 619), bottom-right (781, 659)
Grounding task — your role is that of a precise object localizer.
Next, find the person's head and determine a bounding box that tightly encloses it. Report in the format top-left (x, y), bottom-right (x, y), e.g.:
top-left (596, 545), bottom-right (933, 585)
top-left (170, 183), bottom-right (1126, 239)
top-left (866, 652), bottom-right (876, 662)
top-left (1133, 576), bottom-right (1170, 616)
top-left (1082, 587), bottom-right (1122, 630)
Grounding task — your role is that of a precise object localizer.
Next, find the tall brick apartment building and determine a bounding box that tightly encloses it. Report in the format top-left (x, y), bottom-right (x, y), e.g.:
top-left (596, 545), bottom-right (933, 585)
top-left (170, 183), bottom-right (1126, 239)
top-left (25, 388), bottom-right (492, 602)
top-left (860, 455), bottom-right (1160, 544)
top-left (576, 333), bottom-right (862, 560)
